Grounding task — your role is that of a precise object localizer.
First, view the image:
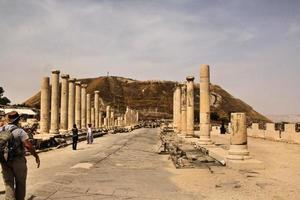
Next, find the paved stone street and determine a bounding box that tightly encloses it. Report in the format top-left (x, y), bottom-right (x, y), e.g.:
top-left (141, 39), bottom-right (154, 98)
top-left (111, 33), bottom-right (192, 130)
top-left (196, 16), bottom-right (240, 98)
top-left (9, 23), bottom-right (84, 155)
top-left (0, 128), bottom-right (299, 200)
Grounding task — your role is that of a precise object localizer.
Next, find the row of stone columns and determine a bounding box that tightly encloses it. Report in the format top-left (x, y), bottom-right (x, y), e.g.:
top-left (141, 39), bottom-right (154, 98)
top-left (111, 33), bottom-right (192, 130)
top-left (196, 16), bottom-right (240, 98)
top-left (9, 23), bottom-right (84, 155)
top-left (173, 64), bottom-right (212, 144)
top-left (124, 107), bottom-right (139, 127)
top-left (40, 70), bottom-right (105, 134)
top-left (173, 65), bottom-right (251, 160)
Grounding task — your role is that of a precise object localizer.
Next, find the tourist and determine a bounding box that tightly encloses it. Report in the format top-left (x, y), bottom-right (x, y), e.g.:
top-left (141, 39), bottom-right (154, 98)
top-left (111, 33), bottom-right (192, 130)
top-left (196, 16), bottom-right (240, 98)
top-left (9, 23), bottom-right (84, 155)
top-left (87, 124), bottom-right (93, 144)
top-left (72, 124), bottom-right (79, 150)
top-left (0, 111), bottom-right (40, 200)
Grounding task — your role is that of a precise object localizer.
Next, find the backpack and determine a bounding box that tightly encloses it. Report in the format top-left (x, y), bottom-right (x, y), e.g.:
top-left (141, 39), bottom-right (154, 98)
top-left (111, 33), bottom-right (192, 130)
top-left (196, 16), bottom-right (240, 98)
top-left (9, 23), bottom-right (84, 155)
top-left (0, 126), bottom-right (19, 163)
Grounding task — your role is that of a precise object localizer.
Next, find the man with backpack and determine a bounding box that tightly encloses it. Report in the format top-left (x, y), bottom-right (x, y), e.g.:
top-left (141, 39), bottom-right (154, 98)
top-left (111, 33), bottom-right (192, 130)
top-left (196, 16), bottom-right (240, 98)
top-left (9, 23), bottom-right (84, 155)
top-left (0, 111), bottom-right (40, 200)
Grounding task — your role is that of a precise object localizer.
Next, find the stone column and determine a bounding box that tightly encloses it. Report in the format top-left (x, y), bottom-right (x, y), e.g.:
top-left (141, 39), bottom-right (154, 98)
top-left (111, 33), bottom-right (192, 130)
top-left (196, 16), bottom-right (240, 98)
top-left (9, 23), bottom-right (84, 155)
top-left (75, 81), bottom-right (81, 130)
top-left (40, 77), bottom-right (50, 134)
top-left (60, 74), bottom-right (69, 133)
top-left (86, 94), bottom-right (91, 126)
top-left (91, 107), bottom-right (95, 128)
top-left (198, 64), bottom-right (213, 144)
top-left (186, 76), bottom-right (195, 137)
top-left (111, 110), bottom-right (114, 128)
top-left (227, 113), bottom-right (251, 160)
top-left (50, 70), bottom-right (60, 134)
top-left (136, 111), bottom-right (139, 124)
top-left (68, 78), bottom-right (76, 131)
top-left (99, 111), bottom-right (103, 128)
top-left (180, 85), bottom-right (187, 135)
top-left (81, 84), bottom-right (87, 131)
top-left (106, 106), bottom-right (110, 128)
top-left (174, 86), bottom-right (181, 133)
top-left (94, 91), bottom-right (100, 129)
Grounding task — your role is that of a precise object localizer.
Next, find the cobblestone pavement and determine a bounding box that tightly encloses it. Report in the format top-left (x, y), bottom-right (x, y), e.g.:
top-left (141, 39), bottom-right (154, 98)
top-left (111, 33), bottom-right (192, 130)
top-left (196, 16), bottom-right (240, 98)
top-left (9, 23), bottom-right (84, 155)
top-left (0, 128), bottom-right (299, 200)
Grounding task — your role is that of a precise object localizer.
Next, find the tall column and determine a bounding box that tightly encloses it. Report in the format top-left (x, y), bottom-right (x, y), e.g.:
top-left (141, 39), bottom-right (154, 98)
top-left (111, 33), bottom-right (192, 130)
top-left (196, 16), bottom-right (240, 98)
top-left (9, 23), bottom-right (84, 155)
top-left (199, 64), bottom-right (213, 144)
top-left (60, 74), bottom-right (69, 133)
top-left (50, 70), bottom-right (60, 134)
top-left (136, 111), bottom-right (139, 124)
top-left (75, 81), bottom-right (81, 130)
top-left (40, 77), bottom-right (50, 134)
top-left (86, 94), bottom-right (91, 126)
top-left (68, 78), bottom-right (76, 131)
top-left (91, 107), bottom-right (95, 128)
top-left (174, 86), bottom-right (181, 133)
top-left (81, 84), bottom-right (87, 131)
top-left (180, 85), bottom-right (187, 135)
top-left (94, 91), bottom-right (100, 129)
top-left (99, 111), bottom-right (103, 128)
top-left (227, 113), bottom-right (251, 160)
top-left (111, 110), bottom-right (114, 128)
top-left (186, 76), bottom-right (195, 137)
top-left (106, 106), bottom-right (110, 128)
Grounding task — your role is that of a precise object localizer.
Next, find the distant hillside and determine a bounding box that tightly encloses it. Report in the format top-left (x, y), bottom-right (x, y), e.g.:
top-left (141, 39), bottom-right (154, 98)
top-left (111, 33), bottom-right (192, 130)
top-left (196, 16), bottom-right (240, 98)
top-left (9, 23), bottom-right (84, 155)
top-left (267, 115), bottom-right (300, 123)
top-left (24, 76), bottom-right (271, 123)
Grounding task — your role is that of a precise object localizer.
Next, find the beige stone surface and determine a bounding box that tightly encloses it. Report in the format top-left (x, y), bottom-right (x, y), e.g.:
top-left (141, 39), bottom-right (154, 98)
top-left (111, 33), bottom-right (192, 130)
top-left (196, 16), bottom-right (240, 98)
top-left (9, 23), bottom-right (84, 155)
top-left (86, 93), bottom-right (91, 126)
top-left (68, 78), bottom-right (76, 131)
top-left (94, 91), bottom-right (100, 129)
top-left (199, 64), bottom-right (212, 144)
top-left (50, 70), bottom-right (60, 134)
top-left (60, 74), bottom-right (69, 133)
top-left (181, 85), bottom-right (187, 135)
top-left (186, 76), bottom-right (195, 137)
top-left (40, 77), bottom-right (50, 134)
top-left (81, 84), bottom-right (87, 130)
top-left (75, 81), bottom-right (81, 130)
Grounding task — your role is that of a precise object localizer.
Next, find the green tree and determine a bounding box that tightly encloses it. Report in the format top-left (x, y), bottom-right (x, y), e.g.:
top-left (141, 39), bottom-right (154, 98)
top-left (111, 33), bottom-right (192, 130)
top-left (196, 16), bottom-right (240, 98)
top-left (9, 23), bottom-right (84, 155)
top-left (0, 87), bottom-right (11, 105)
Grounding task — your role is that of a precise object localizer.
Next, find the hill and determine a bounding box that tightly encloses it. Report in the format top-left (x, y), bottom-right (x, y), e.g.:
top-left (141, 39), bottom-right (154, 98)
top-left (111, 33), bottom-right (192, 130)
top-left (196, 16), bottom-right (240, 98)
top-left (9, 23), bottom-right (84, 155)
top-left (24, 76), bottom-right (271, 123)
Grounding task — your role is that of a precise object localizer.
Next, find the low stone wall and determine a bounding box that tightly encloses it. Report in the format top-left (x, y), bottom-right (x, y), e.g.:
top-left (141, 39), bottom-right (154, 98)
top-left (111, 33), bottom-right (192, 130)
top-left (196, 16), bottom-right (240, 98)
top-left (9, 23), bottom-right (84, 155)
top-left (247, 123), bottom-right (300, 144)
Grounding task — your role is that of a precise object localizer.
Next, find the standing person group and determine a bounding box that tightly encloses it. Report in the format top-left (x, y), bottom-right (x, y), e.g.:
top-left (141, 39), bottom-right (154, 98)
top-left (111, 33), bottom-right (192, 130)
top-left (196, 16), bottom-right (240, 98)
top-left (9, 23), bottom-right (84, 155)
top-left (0, 111), bottom-right (40, 200)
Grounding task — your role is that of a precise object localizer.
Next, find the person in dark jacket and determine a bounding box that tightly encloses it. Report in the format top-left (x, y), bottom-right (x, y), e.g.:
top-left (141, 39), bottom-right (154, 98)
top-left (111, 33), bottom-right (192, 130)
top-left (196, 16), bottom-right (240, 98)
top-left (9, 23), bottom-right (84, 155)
top-left (72, 124), bottom-right (78, 150)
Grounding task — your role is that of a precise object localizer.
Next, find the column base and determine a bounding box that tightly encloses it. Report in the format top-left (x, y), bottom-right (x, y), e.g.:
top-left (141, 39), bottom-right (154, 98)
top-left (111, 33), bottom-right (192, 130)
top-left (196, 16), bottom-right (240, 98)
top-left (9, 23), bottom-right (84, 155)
top-left (227, 145), bottom-right (251, 160)
top-left (197, 136), bottom-right (213, 145)
top-left (59, 129), bottom-right (68, 134)
top-left (49, 129), bottom-right (59, 134)
top-left (185, 133), bottom-right (194, 138)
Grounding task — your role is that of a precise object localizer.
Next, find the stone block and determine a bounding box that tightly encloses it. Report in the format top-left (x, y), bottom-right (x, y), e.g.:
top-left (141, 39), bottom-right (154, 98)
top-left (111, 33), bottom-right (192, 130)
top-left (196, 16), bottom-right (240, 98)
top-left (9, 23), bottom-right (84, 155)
top-left (226, 159), bottom-right (265, 170)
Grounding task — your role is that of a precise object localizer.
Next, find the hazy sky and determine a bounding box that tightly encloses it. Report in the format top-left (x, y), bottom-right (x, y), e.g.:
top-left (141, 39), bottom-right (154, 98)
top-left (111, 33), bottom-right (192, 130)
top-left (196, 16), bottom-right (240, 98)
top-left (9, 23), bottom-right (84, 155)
top-left (0, 0), bottom-right (299, 115)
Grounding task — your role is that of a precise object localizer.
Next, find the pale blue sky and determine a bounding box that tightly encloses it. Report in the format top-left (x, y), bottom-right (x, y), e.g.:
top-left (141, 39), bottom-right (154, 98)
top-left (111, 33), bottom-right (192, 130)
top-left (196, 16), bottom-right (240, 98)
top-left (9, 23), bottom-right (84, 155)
top-left (0, 0), bottom-right (299, 115)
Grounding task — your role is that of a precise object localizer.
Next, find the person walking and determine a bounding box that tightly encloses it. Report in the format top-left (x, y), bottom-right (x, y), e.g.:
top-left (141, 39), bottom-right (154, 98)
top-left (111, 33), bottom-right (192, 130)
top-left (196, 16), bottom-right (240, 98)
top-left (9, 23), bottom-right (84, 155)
top-left (0, 111), bottom-right (40, 200)
top-left (72, 124), bottom-right (78, 150)
top-left (87, 124), bottom-right (93, 144)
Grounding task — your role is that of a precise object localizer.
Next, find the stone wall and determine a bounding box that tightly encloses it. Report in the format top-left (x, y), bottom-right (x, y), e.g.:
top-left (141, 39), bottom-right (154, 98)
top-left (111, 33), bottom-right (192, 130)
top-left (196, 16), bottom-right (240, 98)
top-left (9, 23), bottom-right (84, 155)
top-left (247, 123), bottom-right (300, 144)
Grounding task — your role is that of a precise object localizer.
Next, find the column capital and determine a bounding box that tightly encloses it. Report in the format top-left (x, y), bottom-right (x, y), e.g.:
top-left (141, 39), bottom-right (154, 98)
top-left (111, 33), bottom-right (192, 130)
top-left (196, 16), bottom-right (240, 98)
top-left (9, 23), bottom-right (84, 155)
top-left (69, 78), bottom-right (76, 82)
top-left (52, 70), bottom-right (60, 74)
top-left (61, 74), bottom-right (70, 79)
top-left (75, 81), bottom-right (81, 85)
top-left (186, 76), bottom-right (195, 82)
top-left (81, 84), bottom-right (88, 88)
top-left (94, 90), bottom-right (100, 94)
